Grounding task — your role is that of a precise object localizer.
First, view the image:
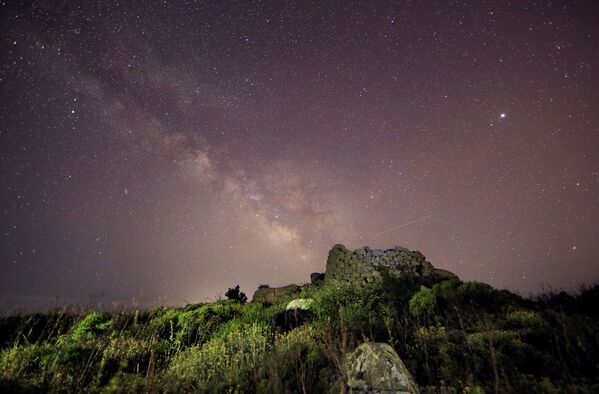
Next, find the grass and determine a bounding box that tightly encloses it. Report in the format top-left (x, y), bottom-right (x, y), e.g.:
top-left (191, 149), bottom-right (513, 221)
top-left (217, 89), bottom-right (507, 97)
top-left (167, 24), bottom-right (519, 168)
top-left (0, 277), bottom-right (598, 393)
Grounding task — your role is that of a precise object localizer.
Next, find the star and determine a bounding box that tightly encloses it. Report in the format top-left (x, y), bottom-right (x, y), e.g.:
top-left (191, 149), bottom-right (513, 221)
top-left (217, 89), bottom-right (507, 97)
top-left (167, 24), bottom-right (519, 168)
top-left (0, 0), bottom-right (596, 309)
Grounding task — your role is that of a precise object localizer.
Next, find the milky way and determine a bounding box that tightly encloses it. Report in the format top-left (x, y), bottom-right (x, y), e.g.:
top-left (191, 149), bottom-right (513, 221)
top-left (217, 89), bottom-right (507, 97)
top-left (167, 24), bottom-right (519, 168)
top-left (1, 1), bottom-right (598, 310)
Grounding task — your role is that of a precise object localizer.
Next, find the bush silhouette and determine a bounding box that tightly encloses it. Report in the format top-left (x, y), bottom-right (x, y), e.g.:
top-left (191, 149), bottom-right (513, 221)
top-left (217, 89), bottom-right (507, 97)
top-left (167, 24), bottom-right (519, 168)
top-left (225, 285), bottom-right (248, 303)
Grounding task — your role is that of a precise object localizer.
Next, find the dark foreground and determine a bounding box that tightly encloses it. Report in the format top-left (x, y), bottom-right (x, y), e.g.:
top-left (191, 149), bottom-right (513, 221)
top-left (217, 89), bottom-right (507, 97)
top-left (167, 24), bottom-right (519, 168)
top-left (1, 276), bottom-right (598, 393)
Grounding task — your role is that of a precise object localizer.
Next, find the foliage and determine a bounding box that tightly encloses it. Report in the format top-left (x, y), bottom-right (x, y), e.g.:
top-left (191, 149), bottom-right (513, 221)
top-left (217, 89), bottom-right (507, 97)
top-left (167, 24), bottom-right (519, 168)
top-left (225, 285), bottom-right (248, 303)
top-left (0, 281), bottom-right (597, 392)
top-left (71, 311), bottom-right (112, 341)
top-left (173, 301), bottom-right (241, 348)
top-left (167, 323), bottom-right (271, 392)
top-left (409, 286), bottom-right (437, 318)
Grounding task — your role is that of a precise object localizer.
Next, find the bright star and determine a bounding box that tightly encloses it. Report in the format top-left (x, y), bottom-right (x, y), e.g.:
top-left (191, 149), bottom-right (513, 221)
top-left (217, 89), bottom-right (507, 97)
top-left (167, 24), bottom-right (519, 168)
top-left (500, 113), bottom-right (506, 118)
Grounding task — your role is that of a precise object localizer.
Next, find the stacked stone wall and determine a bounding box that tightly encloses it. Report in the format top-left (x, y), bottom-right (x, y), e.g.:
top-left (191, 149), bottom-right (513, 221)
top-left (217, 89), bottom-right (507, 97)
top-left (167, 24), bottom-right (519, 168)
top-left (252, 244), bottom-right (459, 302)
top-left (325, 244), bottom-right (439, 285)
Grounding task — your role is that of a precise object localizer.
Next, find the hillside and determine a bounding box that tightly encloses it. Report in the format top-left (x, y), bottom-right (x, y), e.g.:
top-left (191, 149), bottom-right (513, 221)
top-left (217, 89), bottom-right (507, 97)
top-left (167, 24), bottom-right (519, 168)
top-left (1, 245), bottom-right (598, 393)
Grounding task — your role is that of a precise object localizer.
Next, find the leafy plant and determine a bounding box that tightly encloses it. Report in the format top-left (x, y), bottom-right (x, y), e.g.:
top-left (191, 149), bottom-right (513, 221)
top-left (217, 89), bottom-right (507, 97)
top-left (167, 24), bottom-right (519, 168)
top-left (71, 312), bottom-right (112, 341)
top-left (0, 279), bottom-right (597, 393)
top-left (409, 286), bottom-right (437, 318)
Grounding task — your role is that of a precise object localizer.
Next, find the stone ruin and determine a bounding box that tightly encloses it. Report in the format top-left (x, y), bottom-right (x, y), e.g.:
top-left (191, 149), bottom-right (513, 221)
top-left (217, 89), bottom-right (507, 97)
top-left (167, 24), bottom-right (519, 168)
top-left (252, 243), bottom-right (458, 302)
top-left (324, 244), bottom-right (458, 286)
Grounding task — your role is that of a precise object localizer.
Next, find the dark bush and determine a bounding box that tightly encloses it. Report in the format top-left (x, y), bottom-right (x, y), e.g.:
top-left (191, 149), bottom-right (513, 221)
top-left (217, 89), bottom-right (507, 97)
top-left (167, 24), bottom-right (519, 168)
top-left (225, 285), bottom-right (248, 303)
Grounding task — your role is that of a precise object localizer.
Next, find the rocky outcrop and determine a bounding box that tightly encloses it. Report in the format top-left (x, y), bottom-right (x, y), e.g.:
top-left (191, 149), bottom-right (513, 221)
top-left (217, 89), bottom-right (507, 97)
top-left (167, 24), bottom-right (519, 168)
top-left (252, 244), bottom-right (458, 303)
top-left (325, 244), bottom-right (458, 286)
top-left (344, 342), bottom-right (419, 394)
top-left (252, 284), bottom-right (300, 303)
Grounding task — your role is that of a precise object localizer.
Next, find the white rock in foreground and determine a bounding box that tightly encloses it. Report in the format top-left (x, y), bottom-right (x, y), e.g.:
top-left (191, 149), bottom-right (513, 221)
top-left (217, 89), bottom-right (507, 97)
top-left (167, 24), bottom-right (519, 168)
top-left (286, 298), bottom-right (314, 311)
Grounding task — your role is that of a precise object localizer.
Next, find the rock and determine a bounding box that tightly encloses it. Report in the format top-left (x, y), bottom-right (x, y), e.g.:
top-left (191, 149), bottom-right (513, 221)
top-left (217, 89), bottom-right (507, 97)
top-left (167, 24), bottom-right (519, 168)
top-left (344, 342), bottom-right (419, 394)
top-left (324, 243), bottom-right (459, 288)
top-left (251, 284), bottom-right (300, 303)
top-left (310, 272), bottom-right (325, 285)
top-left (325, 244), bottom-right (353, 282)
top-left (280, 298), bottom-right (314, 329)
top-left (412, 251), bottom-right (425, 261)
top-left (372, 248), bottom-right (384, 257)
top-left (286, 298), bottom-right (314, 311)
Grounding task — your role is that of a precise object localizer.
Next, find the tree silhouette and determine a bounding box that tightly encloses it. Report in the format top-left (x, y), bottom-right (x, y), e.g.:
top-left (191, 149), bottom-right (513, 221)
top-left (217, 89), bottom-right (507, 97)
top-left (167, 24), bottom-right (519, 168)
top-left (225, 285), bottom-right (247, 303)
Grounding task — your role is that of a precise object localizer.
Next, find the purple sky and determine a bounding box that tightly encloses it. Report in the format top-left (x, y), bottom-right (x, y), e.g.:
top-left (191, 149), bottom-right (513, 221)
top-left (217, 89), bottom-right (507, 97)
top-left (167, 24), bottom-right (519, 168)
top-left (1, 0), bottom-right (598, 310)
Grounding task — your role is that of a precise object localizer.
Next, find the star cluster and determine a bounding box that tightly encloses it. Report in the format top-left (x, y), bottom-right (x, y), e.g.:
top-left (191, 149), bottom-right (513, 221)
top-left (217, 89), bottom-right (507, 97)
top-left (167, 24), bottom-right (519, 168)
top-left (1, 1), bottom-right (598, 309)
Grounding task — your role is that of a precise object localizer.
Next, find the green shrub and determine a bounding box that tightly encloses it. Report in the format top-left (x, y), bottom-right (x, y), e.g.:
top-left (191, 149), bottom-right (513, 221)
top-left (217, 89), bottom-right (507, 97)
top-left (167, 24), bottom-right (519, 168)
top-left (1, 342), bottom-right (53, 378)
top-left (465, 328), bottom-right (556, 391)
top-left (0, 312), bottom-right (75, 349)
top-left (0, 280), bottom-right (597, 392)
top-left (174, 301), bottom-right (241, 348)
top-left (237, 301), bottom-right (291, 331)
top-left (377, 269), bottom-right (418, 309)
top-left (457, 282), bottom-right (522, 313)
top-left (458, 282), bottom-right (497, 305)
top-left (167, 323), bottom-right (271, 392)
top-left (505, 310), bottom-right (547, 330)
top-left (101, 336), bottom-right (152, 372)
top-left (145, 307), bottom-right (179, 341)
top-left (311, 282), bottom-right (387, 340)
top-left (257, 325), bottom-right (333, 393)
top-left (71, 312), bottom-right (112, 341)
top-left (409, 286), bottom-right (437, 318)
top-left (411, 325), bottom-right (464, 386)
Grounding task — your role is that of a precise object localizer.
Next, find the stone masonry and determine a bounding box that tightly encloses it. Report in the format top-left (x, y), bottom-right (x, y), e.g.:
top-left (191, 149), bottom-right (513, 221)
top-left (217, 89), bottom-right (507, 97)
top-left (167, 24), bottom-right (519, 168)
top-left (324, 244), bottom-right (458, 286)
top-left (252, 244), bottom-right (459, 302)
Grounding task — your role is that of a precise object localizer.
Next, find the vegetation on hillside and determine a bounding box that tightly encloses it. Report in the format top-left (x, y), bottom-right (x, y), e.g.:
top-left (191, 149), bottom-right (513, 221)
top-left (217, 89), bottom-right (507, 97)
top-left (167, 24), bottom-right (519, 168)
top-left (1, 274), bottom-right (598, 393)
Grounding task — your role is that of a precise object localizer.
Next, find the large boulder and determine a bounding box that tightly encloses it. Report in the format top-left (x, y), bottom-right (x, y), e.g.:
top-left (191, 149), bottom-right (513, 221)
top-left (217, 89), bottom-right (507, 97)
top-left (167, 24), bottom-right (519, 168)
top-left (343, 342), bottom-right (419, 394)
top-left (251, 284), bottom-right (300, 303)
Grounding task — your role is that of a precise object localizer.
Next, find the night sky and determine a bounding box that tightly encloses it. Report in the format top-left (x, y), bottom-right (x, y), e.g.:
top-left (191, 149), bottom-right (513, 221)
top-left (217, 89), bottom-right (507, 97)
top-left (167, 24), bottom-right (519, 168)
top-left (1, 1), bottom-right (598, 310)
